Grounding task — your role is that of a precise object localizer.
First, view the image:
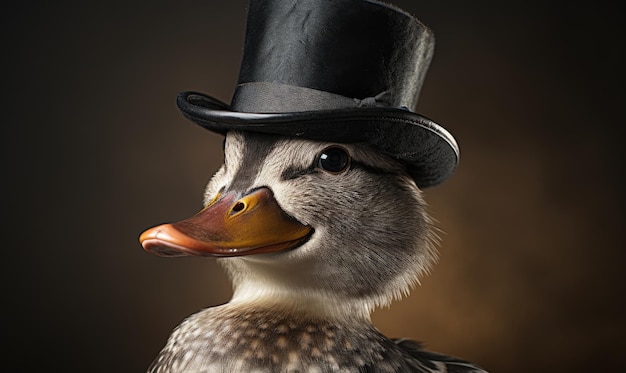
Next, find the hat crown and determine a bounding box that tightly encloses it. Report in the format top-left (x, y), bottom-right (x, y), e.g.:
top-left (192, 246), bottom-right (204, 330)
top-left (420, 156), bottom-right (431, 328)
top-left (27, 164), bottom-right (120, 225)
top-left (232, 0), bottom-right (435, 113)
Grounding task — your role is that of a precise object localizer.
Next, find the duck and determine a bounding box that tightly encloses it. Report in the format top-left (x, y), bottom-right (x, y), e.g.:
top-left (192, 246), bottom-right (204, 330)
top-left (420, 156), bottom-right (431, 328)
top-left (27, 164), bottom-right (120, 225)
top-left (141, 130), bottom-right (486, 372)
top-left (139, 0), bottom-right (488, 371)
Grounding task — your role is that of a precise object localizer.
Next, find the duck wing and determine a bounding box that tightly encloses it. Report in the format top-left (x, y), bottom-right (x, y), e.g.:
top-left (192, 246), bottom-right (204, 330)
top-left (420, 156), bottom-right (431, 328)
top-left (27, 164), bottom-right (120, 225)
top-left (392, 338), bottom-right (489, 373)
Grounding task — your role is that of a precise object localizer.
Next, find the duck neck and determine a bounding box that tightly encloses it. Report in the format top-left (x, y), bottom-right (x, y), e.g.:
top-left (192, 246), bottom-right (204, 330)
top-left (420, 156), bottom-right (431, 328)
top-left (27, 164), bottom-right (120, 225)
top-left (220, 257), bottom-right (376, 323)
top-left (227, 283), bottom-right (373, 323)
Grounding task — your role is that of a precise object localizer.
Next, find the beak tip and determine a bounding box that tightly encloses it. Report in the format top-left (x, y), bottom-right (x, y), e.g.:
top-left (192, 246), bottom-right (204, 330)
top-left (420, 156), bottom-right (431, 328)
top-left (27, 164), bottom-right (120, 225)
top-left (138, 229), bottom-right (154, 245)
top-left (139, 225), bottom-right (189, 258)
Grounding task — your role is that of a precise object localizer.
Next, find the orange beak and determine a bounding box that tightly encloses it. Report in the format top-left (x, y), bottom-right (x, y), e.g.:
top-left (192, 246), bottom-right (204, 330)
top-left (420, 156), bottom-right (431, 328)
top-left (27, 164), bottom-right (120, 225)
top-left (139, 188), bottom-right (312, 257)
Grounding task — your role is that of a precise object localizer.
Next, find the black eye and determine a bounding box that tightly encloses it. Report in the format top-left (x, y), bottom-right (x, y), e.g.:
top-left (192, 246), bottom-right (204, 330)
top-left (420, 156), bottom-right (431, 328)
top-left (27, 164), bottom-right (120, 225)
top-left (318, 146), bottom-right (350, 174)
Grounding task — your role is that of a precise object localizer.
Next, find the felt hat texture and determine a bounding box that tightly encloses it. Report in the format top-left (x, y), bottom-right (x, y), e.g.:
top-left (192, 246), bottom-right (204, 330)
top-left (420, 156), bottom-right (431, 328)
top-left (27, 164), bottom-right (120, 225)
top-left (177, 0), bottom-right (459, 188)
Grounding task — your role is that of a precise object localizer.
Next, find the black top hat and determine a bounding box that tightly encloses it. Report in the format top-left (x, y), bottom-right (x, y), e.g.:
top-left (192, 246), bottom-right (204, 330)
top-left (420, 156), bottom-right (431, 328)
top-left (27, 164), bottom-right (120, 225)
top-left (177, 0), bottom-right (458, 188)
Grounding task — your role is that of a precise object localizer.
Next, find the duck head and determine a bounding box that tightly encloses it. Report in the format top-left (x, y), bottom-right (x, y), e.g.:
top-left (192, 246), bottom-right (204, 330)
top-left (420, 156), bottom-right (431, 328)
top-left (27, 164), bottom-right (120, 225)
top-left (140, 130), bottom-right (438, 319)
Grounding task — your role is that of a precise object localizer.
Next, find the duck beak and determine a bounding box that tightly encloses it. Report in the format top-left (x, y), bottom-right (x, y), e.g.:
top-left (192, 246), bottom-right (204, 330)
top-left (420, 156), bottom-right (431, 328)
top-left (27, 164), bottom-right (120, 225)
top-left (139, 188), bottom-right (312, 257)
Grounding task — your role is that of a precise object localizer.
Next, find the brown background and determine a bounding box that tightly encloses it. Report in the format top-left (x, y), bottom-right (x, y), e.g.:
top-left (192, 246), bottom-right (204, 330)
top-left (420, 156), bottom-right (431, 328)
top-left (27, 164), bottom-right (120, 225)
top-left (5, 1), bottom-right (624, 372)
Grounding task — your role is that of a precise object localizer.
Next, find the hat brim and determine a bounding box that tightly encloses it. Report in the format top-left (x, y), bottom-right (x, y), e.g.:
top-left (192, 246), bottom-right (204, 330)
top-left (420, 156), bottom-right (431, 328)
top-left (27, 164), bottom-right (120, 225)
top-left (177, 91), bottom-right (459, 188)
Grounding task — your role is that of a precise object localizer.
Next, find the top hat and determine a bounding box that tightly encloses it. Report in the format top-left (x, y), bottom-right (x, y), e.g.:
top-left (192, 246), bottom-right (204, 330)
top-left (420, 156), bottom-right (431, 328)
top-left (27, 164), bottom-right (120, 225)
top-left (177, 0), bottom-right (458, 188)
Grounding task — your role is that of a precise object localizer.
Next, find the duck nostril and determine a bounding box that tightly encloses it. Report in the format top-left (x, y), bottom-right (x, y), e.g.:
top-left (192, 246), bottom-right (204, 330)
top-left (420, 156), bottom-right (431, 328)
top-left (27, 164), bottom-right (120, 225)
top-left (232, 201), bottom-right (246, 213)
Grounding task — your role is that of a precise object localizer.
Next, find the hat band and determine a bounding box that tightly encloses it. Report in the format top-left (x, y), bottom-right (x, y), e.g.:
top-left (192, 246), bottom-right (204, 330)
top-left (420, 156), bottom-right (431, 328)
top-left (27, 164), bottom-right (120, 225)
top-left (231, 82), bottom-right (390, 113)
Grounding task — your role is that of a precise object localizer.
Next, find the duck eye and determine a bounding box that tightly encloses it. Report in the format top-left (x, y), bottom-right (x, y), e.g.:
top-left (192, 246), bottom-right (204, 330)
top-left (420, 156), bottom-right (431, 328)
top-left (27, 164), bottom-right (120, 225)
top-left (318, 146), bottom-right (350, 174)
